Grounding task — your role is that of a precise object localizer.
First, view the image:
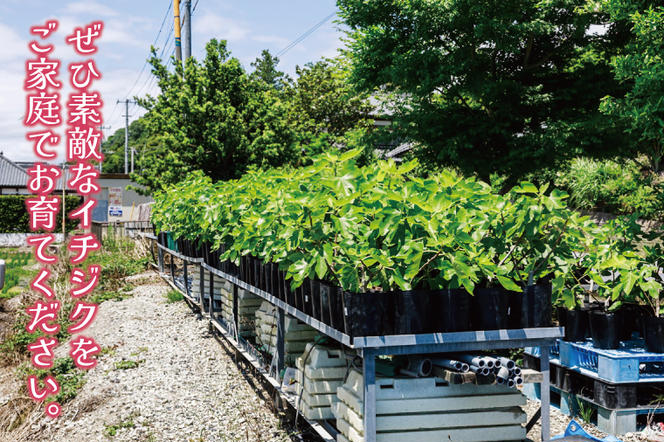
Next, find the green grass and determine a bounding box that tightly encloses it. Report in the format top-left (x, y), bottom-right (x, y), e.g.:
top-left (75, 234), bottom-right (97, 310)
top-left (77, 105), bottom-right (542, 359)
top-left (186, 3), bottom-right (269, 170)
top-left (113, 359), bottom-right (144, 370)
top-left (104, 414), bottom-right (137, 437)
top-left (165, 289), bottom-right (184, 303)
top-left (0, 249), bottom-right (35, 299)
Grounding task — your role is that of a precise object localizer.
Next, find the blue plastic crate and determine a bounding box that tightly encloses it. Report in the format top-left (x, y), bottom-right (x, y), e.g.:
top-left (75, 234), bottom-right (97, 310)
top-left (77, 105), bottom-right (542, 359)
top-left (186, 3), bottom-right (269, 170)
top-left (524, 339), bottom-right (560, 358)
top-left (560, 340), bottom-right (664, 383)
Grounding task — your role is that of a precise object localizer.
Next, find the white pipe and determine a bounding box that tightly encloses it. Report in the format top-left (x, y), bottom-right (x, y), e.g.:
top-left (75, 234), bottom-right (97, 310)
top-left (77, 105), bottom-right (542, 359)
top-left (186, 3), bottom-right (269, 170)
top-left (431, 358), bottom-right (470, 373)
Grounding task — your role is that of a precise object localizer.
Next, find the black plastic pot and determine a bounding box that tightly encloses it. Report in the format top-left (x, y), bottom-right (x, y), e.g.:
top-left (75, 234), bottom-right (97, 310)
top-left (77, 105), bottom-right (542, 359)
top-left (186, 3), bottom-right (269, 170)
top-left (394, 290), bottom-right (434, 334)
top-left (296, 283), bottom-right (310, 312)
top-left (621, 304), bottom-right (649, 340)
top-left (263, 262), bottom-right (273, 295)
top-left (508, 291), bottom-right (524, 329)
top-left (284, 277), bottom-right (296, 308)
top-left (646, 316), bottom-right (664, 353)
top-left (310, 280), bottom-right (321, 320)
top-left (432, 289), bottom-right (471, 333)
top-left (472, 287), bottom-right (510, 330)
top-left (562, 309), bottom-right (588, 342)
top-left (589, 310), bottom-right (623, 349)
top-left (319, 282), bottom-right (344, 332)
top-left (239, 255), bottom-right (249, 283)
top-left (342, 291), bottom-right (395, 337)
top-left (254, 259), bottom-right (264, 290)
top-left (320, 282), bottom-right (332, 326)
top-left (520, 283), bottom-right (552, 328)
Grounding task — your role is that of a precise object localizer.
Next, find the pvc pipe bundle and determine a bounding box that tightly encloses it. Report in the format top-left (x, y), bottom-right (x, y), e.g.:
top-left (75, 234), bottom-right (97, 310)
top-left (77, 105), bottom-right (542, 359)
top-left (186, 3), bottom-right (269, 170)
top-left (434, 354), bottom-right (523, 388)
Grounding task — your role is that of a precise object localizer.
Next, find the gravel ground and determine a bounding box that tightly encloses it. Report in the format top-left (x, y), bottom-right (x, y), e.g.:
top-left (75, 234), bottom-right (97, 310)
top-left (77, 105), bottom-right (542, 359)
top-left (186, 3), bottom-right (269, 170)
top-left (3, 272), bottom-right (292, 442)
top-left (524, 393), bottom-right (648, 442)
top-left (1, 269), bottom-right (657, 442)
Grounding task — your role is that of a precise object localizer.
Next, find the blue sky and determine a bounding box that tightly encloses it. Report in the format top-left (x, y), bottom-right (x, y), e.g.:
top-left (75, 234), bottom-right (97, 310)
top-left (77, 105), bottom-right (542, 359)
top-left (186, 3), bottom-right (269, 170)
top-left (0, 0), bottom-right (343, 161)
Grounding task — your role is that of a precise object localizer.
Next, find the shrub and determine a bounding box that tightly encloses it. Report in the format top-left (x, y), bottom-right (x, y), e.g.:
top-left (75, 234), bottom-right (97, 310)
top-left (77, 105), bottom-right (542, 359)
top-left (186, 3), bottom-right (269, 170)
top-left (0, 195), bottom-right (82, 233)
top-left (555, 157), bottom-right (664, 220)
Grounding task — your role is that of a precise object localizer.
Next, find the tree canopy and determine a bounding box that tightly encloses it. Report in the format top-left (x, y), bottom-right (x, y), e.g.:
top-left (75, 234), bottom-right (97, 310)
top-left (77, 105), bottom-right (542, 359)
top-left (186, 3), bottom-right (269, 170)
top-left (601, 3), bottom-right (664, 172)
top-left (337, 0), bottom-right (631, 180)
top-left (120, 40), bottom-right (373, 194)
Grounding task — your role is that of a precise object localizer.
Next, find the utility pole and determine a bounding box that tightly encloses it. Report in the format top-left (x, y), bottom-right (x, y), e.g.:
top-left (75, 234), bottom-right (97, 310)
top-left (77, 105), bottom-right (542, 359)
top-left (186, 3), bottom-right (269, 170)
top-left (174, 0), bottom-right (182, 64)
top-left (116, 99), bottom-right (136, 174)
top-left (183, 0), bottom-right (192, 63)
top-left (97, 125), bottom-right (111, 172)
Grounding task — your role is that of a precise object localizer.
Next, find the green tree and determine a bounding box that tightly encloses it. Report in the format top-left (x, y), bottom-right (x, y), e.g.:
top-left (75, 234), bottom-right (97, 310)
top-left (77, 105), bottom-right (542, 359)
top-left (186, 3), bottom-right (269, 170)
top-left (601, 4), bottom-right (664, 172)
top-left (250, 49), bottom-right (285, 89)
top-left (337, 0), bottom-right (628, 180)
top-left (283, 58), bottom-right (375, 158)
top-left (101, 118), bottom-right (155, 174)
top-left (134, 39), bottom-right (300, 194)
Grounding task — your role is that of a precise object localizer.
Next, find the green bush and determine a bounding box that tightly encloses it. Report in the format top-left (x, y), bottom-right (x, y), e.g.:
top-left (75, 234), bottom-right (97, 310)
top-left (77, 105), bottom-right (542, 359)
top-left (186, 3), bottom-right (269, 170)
top-left (0, 195), bottom-right (82, 233)
top-left (555, 158), bottom-right (664, 220)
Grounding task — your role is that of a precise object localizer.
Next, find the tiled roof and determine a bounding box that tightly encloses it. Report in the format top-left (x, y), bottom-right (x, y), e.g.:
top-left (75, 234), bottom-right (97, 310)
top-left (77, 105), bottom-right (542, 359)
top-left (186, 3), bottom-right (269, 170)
top-left (0, 153), bottom-right (29, 187)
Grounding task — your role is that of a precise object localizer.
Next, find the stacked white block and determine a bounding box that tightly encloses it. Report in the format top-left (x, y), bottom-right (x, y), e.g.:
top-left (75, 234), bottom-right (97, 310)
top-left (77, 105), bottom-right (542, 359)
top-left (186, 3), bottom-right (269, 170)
top-left (254, 301), bottom-right (318, 366)
top-left (332, 370), bottom-right (527, 442)
top-left (295, 343), bottom-right (347, 421)
top-left (220, 287), bottom-right (262, 337)
top-left (188, 271), bottom-right (226, 303)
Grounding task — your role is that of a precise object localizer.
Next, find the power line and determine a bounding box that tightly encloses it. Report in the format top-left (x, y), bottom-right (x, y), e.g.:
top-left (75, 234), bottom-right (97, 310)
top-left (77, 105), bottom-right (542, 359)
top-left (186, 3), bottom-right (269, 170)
top-left (192, 0), bottom-right (200, 14)
top-left (124, 1), bottom-right (172, 98)
top-left (276, 12), bottom-right (336, 59)
top-left (134, 16), bottom-right (174, 98)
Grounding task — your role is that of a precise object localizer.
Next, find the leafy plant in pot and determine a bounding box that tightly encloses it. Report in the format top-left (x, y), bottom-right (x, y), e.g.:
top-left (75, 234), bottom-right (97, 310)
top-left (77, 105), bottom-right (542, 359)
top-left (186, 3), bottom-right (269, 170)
top-left (641, 241), bottom-right (664, 353)
top-left (497, 183), bottom-right (581, 329)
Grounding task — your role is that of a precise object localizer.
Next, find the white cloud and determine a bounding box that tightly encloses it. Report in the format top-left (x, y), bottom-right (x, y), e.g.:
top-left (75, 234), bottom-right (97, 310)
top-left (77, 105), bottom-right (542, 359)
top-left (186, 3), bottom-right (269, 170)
top-left (63, 1), bottom-right (119, 17)
top-left (0, 23), bottom-right (28, 63)
top-left (196, 13), bottom-right (249, 41)
top-left (253, 34), bottom-right (289, 48)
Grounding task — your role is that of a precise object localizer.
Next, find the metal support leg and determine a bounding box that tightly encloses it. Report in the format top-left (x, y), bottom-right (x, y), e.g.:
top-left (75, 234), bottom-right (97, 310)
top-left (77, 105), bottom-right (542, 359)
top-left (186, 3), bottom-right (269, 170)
top-left (183, 260), bottom-right (190, 298)
top-left (276, 308), bottom-right (285, 382)
top-left (541, 346), bottom-right (550, 442)
top-left (169, 252), bottom-right (175, 283)
top-left (209, 271), bottom-right (215, 320)
top-left (158, 247), bottom-right (164, 273)
top-left (198, 264), bottom-right (204, 311)
top-left (363, 349), bottom-right (377, 442)
top-left (206, 270), bottom-right (213, 315)
top-left (232, 283), bottom-right (239, 340)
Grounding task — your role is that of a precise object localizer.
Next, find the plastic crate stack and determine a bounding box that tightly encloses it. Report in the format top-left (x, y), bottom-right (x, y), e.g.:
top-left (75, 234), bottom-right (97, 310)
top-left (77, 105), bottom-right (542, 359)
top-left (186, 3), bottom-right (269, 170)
top-left (219, 286), bottom-right (262, 338)
top-left (295, 343), bottom-right (347, 420)
top-left (332, 369), bottom-right (527, 442)
top-left (254, 301), bottom-right (318, 366)
top-left (524, 340), bottom-right (664, 434)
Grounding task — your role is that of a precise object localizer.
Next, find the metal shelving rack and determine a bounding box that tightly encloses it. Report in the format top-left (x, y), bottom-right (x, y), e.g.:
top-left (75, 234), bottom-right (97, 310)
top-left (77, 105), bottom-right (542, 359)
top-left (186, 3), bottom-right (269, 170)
top-left (148, 236), bottom-right (563, 442)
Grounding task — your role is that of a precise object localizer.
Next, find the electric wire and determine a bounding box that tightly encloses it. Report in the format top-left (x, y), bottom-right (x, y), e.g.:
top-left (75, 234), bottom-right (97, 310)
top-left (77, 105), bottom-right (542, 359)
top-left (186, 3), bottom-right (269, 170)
top-left (275, 12), bottom-right (336, 59)
top-left (124, 1), bottom-right (173, 98)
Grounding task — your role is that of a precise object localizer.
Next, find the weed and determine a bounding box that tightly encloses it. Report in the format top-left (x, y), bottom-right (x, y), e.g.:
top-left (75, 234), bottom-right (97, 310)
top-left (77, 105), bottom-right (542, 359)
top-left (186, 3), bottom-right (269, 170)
top-left (576, 397), bottom-right (595, 423)
top-left (113, 359), bottom-right (144, 370)
top-left (165, 289), bottom-right (184, 303)
top-left (18, 358), bottom-right (86, 404)
top-left (104, 414), bottom-right (137, 437)
top-left (130, 347), bottom-right (148, 356)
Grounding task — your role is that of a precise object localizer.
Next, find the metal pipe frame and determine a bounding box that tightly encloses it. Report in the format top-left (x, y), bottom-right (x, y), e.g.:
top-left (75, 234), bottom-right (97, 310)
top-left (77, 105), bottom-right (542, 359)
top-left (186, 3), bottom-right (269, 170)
top-left (152, 239), bottom-right (560, 442)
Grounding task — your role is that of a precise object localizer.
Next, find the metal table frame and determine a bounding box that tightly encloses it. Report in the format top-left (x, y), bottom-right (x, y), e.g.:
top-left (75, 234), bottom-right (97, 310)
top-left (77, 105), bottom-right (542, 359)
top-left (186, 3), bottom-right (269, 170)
top-left (148, 237), bottom-right (561, 442)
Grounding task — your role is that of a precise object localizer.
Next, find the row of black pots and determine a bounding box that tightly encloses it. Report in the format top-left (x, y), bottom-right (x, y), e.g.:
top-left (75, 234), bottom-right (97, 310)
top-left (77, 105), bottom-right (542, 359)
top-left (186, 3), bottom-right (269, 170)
top-left (559, 304), bottom-right (664, 352)
top-left (164, 235), bottom-right (553, 338)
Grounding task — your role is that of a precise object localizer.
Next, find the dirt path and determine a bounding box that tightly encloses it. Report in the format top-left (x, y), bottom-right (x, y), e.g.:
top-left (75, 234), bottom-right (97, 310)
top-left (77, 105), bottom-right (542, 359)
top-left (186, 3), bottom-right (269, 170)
top-left (1, 271), bottom-right (291, 442)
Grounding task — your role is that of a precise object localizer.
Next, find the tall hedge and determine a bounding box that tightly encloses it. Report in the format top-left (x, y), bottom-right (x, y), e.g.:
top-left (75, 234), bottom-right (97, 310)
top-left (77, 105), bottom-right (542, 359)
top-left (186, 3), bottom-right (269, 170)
top-left (0, 195), bottom-right (83, 233)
